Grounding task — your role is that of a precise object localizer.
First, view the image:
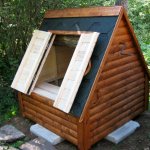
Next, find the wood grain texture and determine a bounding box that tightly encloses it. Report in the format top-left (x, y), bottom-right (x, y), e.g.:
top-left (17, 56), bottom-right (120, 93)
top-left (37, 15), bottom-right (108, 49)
top-left (79, 7), bottom-right (124, 123)
top-left (18, 92), bottom-right (25, 117)
top-left (24, 111), bottom-right (78, 145)
top-left (54, 32), bottom-right (99, 113)
top-left (98, 70), bottom-right (143, 88)
top-left (29, 35), bottom-right (56, 94)
top-left (22, 94), bottom-right (78, 124)
top-left (90, 85), bottom-right (144, 116)
top-left (91, 108), bottom-right (144, 145)
top-left (44, 6), bottom-right (122, 18)
top-left (84, 10), bottom-right (147, 147)
top-left (11, 30), bottom-right (54, 94)
top-left (21, 93), bottom-right (79, 145)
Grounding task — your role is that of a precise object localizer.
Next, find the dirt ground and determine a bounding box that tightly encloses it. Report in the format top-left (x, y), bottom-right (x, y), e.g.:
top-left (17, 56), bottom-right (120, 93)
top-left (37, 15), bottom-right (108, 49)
top-left (2, 111), bottom-right (150, 150)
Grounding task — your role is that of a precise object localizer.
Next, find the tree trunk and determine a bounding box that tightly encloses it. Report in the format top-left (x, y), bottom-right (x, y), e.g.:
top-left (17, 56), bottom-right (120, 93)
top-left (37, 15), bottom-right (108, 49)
top-left (115, 0), bottom-right (128, 11)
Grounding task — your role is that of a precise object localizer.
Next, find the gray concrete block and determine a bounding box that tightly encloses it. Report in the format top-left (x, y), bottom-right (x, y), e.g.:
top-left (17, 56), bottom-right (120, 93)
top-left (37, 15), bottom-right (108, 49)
top-left (20, 138), bottom-right (57, 150)
top-left (30, 124), bottom-right (64, 145)
top-left (0, 146), bottom-right (18, 150)
top-left (105, 120), bottom-right (140, 144)
top-left (0, 125), bottom-right (25, 142)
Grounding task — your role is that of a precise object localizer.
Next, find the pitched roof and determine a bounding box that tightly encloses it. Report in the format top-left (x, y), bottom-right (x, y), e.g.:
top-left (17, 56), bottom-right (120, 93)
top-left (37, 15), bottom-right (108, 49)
top-left (40, 7), bottom-right (149, 117)
top-left (40, 15), bottom-right (118, 116)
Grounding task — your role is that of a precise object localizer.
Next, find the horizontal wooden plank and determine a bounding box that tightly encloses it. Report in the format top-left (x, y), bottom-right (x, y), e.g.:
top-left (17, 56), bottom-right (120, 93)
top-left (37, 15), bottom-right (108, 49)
top-left (98, 69), bottom-right (144, 88)
top-left (44, 6), bottom-right (122, 18)
top-left (115, 26), bottom-right (129, 36)
top-left (91, 108), bottom-right (144, 145)
top-left (98, 73), bottom-right (144, 96)
top-left (91, 101), bottom-right (144, 134)
top-left (22, 94), bottom-right (78, 124)
top-left (90, 90), bottom-right (144, 122)
top-left (100, 61), bottom-right (141, 80)
top-left (23, 100), bottom-right (78, 135)
top-left (22, 99), bottom-right (78, 130)
top-left (90, 83), bottom-right (144, 116)
top-left (91, 100), bottom-right (144, 135)
top-left (97, 78), bottom-right (145, 104)
top-left (112, 34), bottom-right (132, 45)
top-left (24, 111), bottom-right (78, 145)
top-left (90, 93), bottom-right (144, 128)
top-left (35, 111), bottom-right (77, 138)
top-left (23, 111), bottom-right (41, 123)
top-left (111, 39), bottom-right (134, 48)
top-left (108, 47), bottom-right (137, 61)
top-left (102, 96), bottom-right (144, 125)
top-left (104, 55), bottom-right (139, 71)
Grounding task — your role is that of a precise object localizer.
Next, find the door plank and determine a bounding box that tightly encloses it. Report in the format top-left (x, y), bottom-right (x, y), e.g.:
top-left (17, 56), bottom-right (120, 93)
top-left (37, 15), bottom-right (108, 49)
top-left (53, 32), bottom-right (99, 113)
top-left (11, 30), bottom-right (54, 94)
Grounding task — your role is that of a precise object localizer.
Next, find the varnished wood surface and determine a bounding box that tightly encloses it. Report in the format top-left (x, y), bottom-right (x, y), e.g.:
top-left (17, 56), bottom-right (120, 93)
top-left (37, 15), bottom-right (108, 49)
top-left (144, 75), bottom-right (149, 109)
top-left (91, 108), bottom-right (144, 145)
top-left (79, 6), bottom-right (124, 123)
top-left (86, 9), bottom-right (147, 149)
top-left (54, 32), bottom-right (99, 113)
top-left (20, 93), bottom-right (79, 145)
top-left (44, 6), bottom-right (122, 18)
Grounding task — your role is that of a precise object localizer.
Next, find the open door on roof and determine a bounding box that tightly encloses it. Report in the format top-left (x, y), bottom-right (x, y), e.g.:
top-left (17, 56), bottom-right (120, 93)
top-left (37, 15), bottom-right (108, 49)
top-left (11, 30), bottom-right (55, 94)
top-left (53, 32), bottom-right (99, 113)
top-left (11, 30), bottom-right (99, 113)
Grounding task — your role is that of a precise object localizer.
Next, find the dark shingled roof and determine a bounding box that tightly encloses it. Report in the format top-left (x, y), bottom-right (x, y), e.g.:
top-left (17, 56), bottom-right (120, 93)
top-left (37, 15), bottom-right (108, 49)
top-left (40, 16), bottom-right (118, 117)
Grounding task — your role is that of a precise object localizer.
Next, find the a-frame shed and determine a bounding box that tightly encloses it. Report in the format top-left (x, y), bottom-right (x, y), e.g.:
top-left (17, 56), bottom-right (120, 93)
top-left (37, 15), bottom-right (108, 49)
top-left (12, 6), bottom-right (149, 150)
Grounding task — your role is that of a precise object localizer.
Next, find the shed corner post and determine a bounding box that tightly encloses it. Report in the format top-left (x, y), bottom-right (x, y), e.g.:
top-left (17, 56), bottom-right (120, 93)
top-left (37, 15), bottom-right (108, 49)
top-left (144, 75), bottom-right (149, 110)
top-left (77, 120), bottom-right (85, 150)
top-left (18, 92), bottom-right (25, 117)
top-left (78, 112), bottom-right (91, 150)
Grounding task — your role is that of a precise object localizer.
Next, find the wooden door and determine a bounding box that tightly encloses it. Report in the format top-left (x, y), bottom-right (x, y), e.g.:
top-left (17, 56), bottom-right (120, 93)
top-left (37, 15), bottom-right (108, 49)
top-left (11, 30), bottom-right (55, 94)
top-left (53, 32), bottom-right (99, 113)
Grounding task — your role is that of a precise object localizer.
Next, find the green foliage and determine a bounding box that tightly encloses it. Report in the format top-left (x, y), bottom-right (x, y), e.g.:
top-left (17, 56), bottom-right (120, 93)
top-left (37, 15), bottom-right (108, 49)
top-left (10, 140), bottom-right (25, 148)
top-left (0, 0), bottom-right (150, 123)
top-left (128, 0), bottom-right (150, 67)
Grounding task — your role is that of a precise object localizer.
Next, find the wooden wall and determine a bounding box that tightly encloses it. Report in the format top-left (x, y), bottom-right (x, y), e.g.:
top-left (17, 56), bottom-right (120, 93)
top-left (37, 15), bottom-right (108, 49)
top-left (88, 16), bottom-right (146, 146)
top-left (19, 93), bottom-right (79, 145)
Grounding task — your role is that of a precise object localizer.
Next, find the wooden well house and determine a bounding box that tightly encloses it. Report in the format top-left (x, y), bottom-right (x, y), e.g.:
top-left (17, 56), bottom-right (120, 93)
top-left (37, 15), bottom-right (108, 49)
top-left (11, 6), bottom-right (149, 150)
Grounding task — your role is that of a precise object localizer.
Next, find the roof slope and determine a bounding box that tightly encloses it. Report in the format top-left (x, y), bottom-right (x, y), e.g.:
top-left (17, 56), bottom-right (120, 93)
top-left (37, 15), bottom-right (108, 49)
top-left (40, 16), bottom-right (118, 116)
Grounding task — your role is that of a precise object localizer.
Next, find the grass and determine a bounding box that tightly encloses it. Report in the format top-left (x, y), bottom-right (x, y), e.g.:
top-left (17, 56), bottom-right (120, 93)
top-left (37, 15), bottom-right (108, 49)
top-left (0, 104), bottom-right (18, 126)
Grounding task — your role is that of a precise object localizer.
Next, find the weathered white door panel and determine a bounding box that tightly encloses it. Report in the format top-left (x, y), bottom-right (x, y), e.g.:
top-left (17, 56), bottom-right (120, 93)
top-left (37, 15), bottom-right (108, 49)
top-left (53, 32), bottom-right (99, 113)
top-left (11, 30), bottom-right (54, 94)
